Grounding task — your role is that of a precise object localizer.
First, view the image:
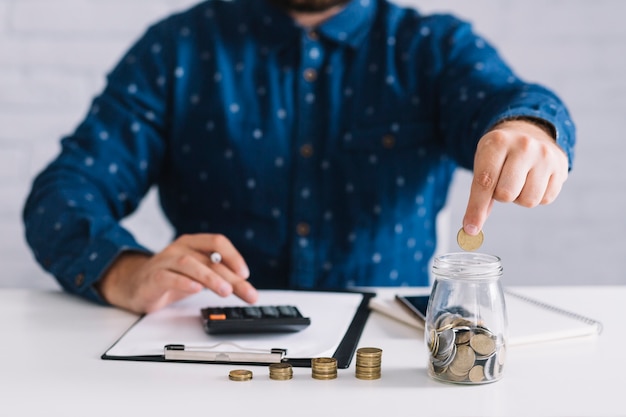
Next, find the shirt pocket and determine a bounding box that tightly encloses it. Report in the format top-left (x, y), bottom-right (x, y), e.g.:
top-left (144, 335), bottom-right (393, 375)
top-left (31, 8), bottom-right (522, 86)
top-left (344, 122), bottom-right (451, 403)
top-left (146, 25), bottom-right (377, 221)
top-left (335, 121), bottom-right (440, 210)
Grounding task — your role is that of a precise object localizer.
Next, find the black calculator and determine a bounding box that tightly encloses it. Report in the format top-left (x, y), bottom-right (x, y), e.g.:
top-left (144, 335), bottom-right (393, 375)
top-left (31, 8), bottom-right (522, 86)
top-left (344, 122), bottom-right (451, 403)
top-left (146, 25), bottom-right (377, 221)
top-left (200, 305), bottom-right (311, 334)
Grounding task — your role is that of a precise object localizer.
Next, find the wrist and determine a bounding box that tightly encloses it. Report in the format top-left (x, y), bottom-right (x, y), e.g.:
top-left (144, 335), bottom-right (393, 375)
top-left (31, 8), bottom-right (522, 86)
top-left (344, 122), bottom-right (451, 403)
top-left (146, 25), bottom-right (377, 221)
top-left (490, 117), bottom-right (556, 142)
top-left (96, 252), bottom-right (151, 306)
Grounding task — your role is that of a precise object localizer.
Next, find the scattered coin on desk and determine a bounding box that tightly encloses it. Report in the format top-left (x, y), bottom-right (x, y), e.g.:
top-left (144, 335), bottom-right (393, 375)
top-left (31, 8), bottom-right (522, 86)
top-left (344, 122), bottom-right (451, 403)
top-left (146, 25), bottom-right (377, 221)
top-left (311, 357), bottom-right (338, 380)
top-left (456, 227), bottom-right (484, 251)
top-left (427, 312), bottom-right (505, 384)
top-left (355, 347), bottom-right (383, 380)
top-left (269, 363), bottom-right (293, 380)
top-left (229, 369), bottom-right (253, 381)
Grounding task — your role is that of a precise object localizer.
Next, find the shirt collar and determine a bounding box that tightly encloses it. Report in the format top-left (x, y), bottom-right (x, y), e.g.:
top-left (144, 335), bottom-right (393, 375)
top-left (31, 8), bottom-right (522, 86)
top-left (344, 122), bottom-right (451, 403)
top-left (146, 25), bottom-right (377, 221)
top-left (251, 0), bottom-right (377, 50)
top-left (317, 0), bottom-right (377, 48)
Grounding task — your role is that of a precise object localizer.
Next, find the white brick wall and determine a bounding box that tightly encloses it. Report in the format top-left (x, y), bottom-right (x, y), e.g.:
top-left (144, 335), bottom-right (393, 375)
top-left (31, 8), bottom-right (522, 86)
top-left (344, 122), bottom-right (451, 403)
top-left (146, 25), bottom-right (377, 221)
top-left (2, 0), bottom-right (625, 289)
top-left (0, 0), bottom-right (199, 288)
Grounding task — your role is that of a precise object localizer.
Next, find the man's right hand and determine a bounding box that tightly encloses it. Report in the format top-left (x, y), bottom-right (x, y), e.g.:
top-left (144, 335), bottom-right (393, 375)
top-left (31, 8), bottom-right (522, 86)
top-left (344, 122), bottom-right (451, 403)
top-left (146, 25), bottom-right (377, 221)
top-left (96, 234), bottom-right (257, 314)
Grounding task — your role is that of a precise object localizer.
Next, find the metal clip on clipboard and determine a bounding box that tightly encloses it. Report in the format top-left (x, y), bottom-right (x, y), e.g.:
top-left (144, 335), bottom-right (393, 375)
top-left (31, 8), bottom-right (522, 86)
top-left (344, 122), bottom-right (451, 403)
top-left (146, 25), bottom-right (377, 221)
top-left (164, 343), bottom-right (287, 364)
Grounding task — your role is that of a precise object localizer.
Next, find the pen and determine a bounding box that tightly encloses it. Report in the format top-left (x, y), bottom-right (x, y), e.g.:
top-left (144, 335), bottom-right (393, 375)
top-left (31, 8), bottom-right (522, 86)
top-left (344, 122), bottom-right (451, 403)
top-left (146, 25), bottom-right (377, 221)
top-left (164, 344), bottom-right (286, 363)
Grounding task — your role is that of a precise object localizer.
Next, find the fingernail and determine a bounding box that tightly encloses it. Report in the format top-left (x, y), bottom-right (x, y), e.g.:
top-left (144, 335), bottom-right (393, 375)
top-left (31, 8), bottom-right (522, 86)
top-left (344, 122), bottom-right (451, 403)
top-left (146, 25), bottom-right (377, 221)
top-left (239, 266), bottom-right (250, 279)
top-left (464, 224), bottom-right (479, 236)
top-left (246, 288), bottom-right (258, 303)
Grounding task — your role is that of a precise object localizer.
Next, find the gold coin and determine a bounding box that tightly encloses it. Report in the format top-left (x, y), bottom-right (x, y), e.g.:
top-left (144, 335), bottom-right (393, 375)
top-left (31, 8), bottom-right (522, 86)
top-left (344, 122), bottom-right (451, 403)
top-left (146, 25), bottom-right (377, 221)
top-left (312, 371), bottom-right (338, 379)
top-left (448, 345), bottom-right (475, 376)
top-left (229, 369), bottom-right (253, 381)
top-left (311, 357), bottom-right (337, 369)
top-left (356, 347), bottom-right (383, 357)
top-left (312, 357), bottom-right (337, 364)
top-left (470, 333), bottom-right (496, 357)
top-left (355, 372), bottom-right (381, 380)
top-left (357, 359), bottom-right (380, 364)
top-left (269, 363), bottom-right (293, 380)
top-left (456, 227), bottom-right (484, 251)
top-left (454, 326), bottom-right (472, 345)
top-left (445, 368), bottom-right (468, 382)
top-left (269, 363), bottom-right (292, 370)
top-left (468, 365), bottom-right (485, 383)
top-left (356, 347), bottom-right (383, 380)
top-left (427, 328), bottom-right (441, 356)
top-left (311, 357), bottom-right (338, 380)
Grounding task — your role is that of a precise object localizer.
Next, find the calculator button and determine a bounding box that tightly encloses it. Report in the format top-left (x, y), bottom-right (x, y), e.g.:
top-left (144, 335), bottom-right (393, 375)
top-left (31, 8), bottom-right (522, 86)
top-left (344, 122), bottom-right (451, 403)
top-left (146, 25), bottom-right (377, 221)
top-left (261, 306), bottom-right (280, 317)
top-left (278, 306), bottom-right (298, 317)
top-left (243, 307), bottom-right (262, 318)
top-left (224, 307), bottom-right (243, 319)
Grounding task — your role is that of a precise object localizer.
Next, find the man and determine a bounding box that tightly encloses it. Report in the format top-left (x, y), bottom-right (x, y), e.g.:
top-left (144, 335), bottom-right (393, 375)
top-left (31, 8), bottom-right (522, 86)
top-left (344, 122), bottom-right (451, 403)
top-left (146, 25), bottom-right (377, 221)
top-left (23, 0), bottom-right (575, 314)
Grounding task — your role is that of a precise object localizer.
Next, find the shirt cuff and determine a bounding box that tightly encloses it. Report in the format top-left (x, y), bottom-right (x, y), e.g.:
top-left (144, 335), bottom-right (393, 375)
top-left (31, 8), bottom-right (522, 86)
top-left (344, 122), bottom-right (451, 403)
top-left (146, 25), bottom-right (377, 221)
top-left (482, 107), bottom-right (575, 171)
top-left (60, 238), bottom-right (152, 305)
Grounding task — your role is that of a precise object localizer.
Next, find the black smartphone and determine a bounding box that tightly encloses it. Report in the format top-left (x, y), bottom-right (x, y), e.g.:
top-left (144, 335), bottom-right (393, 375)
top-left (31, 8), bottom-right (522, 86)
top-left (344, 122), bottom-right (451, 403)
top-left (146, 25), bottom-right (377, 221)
top-left (395, 294), bottom-right (430, 321)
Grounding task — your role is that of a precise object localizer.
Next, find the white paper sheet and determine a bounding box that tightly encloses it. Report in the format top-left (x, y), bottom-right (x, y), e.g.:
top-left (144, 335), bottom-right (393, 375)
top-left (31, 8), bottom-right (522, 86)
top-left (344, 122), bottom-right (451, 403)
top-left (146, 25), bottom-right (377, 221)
top-left (105, 290), bottom-right (364, 359)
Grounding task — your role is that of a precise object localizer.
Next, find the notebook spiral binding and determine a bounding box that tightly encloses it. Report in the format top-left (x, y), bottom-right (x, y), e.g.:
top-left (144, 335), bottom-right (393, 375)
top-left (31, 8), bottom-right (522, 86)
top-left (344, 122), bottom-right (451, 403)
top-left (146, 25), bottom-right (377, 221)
top-left (504, 288), bottom-right (603, 335)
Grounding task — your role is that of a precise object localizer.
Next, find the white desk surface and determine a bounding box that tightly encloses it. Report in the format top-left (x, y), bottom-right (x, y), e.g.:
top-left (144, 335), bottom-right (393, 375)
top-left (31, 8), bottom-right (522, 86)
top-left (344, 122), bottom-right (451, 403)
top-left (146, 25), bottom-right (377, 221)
top-left (1, 286), bottom-right (622, 417)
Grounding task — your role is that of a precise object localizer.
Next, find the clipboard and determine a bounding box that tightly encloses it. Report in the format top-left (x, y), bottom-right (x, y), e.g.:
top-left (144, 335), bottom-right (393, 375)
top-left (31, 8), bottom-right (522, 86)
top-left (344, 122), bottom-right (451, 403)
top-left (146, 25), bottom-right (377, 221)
top-left (102, 289), bottom-right (374, 369)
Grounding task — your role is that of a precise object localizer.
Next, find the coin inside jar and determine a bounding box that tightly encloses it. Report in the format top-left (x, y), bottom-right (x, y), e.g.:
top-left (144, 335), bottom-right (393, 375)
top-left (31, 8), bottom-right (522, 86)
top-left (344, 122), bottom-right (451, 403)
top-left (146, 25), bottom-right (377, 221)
top-left (456, 227), bottom-right (484, 251)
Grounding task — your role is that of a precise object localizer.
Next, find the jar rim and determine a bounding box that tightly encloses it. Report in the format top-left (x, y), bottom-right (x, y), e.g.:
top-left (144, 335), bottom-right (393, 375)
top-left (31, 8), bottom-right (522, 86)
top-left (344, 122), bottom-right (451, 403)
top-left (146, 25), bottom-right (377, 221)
top-left (432, 252), bottom-right (502, 280)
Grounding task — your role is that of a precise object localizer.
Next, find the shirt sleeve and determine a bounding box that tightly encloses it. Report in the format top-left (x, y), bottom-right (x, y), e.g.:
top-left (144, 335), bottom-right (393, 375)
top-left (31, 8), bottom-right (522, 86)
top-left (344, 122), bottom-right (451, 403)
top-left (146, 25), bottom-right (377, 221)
top-left (431, 15), bottom-right (576, 170)
top-left (22, 22), bottom-right (174, 303)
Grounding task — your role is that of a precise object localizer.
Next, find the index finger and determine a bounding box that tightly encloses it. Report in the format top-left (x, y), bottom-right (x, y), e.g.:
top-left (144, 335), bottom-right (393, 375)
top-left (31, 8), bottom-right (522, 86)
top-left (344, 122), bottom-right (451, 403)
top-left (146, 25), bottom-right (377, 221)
top-left (463, 158), bottom-right (502, 235)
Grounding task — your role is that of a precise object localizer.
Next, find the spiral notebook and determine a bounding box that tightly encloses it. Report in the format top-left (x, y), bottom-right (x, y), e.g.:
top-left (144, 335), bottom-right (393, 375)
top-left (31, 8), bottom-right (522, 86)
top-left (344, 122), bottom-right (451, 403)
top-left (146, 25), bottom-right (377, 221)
top-left (369, 288), bottom-right (603, 346)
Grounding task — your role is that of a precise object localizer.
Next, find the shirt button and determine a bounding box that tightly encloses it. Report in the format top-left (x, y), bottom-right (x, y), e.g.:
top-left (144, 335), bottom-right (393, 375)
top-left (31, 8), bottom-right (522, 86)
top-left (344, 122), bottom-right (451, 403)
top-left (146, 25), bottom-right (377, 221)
top-left (307, 31), bottom-right (319, 41)
top-left (300, 144), bottom-right (314, 158)
top-left (303, 68), bottom-right (317, 82)
top-left (75, 273), bottom-right (85, 287)
top-left (296, 222), bottom-right (311, 236)
top-left (382, 134), bottom-right (396, 149)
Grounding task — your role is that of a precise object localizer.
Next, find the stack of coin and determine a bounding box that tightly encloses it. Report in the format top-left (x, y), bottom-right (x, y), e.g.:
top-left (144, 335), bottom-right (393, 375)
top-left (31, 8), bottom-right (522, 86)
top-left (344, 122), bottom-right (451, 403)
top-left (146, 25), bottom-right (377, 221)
top-left (355, 347), bottom-right (382, 380)
top-left (311, 357), bottom-right (338, 380)
top-left (427, 312), bottom-right (505, 384)
top-left (269, 363), bottom-right (293, 380)
top-left (228, 369), bottom-right (253, 381)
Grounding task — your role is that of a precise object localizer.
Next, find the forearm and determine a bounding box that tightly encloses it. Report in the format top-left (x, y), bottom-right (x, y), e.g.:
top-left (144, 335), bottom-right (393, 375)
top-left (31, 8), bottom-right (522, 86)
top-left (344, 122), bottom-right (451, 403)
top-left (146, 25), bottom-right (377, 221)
top-left (23, 170), bottom-right (150, 303)
top-left (434, 18), bottom-right (576, 172)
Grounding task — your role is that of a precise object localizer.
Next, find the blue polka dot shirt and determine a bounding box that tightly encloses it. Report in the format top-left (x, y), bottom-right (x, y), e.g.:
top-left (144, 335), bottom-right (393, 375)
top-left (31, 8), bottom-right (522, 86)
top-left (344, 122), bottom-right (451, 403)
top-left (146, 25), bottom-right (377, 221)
top-left (23, 0), bottom-right (575, 304)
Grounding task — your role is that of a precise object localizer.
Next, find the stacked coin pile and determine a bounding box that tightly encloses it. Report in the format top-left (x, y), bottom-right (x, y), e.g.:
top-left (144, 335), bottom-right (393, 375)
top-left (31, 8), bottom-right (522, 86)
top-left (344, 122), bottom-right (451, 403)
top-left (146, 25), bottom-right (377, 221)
top-left (228, 369), bottom-right (253, 381)
top-left (355, 347), bottom-right (382, 380)
top-left (269, 363), bottom-right (293, 380)
top-left (311, 357), bottom-right (338, 380)
top-left (427, 312), bottom-right (505, 384)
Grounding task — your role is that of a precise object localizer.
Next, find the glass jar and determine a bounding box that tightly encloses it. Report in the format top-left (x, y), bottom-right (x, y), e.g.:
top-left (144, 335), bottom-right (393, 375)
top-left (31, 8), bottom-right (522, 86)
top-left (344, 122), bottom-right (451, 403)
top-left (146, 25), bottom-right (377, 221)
top-left (425, 252), bottom-right (508, 384)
